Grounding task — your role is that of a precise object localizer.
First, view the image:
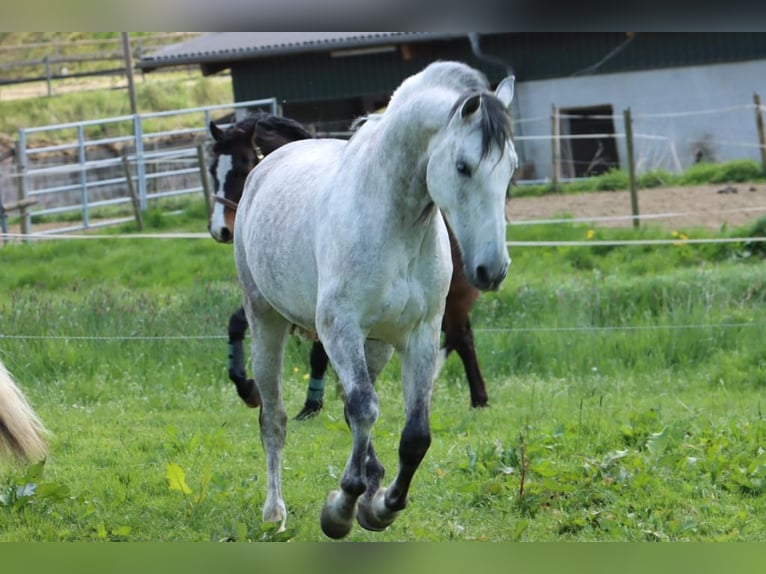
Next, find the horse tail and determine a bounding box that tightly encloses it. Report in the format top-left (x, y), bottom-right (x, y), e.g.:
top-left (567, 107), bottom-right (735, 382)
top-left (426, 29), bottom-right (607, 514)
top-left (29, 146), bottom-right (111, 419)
top-left (0, 359), bottom-right (48, 463)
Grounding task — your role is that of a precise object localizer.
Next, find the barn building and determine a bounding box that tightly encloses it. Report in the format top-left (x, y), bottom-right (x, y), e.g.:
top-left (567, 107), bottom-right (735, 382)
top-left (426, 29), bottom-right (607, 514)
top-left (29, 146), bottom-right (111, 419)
top-left (139, 32), bottom-right (766, 181)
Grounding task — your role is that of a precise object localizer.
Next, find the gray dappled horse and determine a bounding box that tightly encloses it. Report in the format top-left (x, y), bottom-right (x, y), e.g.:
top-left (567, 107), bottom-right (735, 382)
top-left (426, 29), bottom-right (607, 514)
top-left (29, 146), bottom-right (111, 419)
top-left (233, 61), bottom-right (516, 538)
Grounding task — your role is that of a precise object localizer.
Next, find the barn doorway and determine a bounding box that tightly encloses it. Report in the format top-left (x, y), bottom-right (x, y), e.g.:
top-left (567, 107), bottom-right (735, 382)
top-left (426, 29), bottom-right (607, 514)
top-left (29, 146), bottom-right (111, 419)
top-left (559, 104), bottom-right (619, 178)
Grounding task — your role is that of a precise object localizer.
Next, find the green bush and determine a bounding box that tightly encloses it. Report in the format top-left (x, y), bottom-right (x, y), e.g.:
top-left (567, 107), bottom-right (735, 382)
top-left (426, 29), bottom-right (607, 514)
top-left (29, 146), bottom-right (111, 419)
top-left (637, 169), bottom-right (676, 188)
top-left (745, 216), bottom-right (766, 257)
top-left (679, 159), bottom-right (765, 185)
top-left (714, 159), bottom-right (766, 183)
top-left (594, 168), bottom-right (630, 191)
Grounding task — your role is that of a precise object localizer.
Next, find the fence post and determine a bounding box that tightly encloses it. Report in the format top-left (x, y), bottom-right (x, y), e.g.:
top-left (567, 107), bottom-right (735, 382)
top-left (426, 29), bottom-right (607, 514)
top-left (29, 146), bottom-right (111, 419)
top-left (14, 136), bottom-right (31, 238)
top-left (122, 154), bottom-right (143, 231)
top-left (44, 55), bottom-right (53, 97)
top-left (0, 198), bottom-right (38, 246)
top-left (754, 93), bottom-right (766, 172)
top-left (121, 33), bottom-right (138, 115)
top-left (623, 108), bottom-right (640, 229)
top-left (551, 104), bottom-right (560, 192)
top-left (0, 176), bottom-right (6, 245)
top-left (133, 115), bottom-right (147, 210)
top-left (197, 144), bottom-right (212, 217)
top-left (77, 124), bottom-right (89, 229)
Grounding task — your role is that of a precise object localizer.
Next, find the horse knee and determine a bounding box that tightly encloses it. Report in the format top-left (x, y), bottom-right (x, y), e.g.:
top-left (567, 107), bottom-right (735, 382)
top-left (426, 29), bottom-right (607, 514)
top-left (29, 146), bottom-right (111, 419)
top-left (258, 408), bottom-right (287, 444)
top-left (344, 386), bottom-right (379, 429)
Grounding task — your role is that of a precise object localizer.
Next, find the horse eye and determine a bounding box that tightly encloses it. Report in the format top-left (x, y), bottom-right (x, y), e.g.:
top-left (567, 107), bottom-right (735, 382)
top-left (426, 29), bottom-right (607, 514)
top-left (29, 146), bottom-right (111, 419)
top-left (456, 160), bottom-right (472, 177)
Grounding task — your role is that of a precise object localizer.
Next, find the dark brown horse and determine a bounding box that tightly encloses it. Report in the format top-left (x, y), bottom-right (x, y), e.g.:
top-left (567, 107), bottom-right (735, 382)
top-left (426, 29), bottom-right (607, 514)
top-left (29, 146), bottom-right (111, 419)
top-left (208, 112), bottom-right (490, 419)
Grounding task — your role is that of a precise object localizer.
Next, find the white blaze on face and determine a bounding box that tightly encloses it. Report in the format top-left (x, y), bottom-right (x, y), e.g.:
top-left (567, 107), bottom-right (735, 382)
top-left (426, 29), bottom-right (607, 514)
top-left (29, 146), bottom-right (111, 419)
top-left (209, 154), bottom-right (233, 242)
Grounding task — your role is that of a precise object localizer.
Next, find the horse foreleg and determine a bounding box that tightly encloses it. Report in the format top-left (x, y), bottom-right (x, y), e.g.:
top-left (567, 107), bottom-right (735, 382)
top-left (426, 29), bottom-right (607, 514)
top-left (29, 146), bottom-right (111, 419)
top-left (294, 341), bottom-right (329, 420)
top-left (227, 307), bottom-right (260, 408)
top-left (318, 323), bottom-right (379, 539)
top-left (446, 317), bottom-right (489, 408)
top-left (359, 340), bottom-right (393, 496)
top-left (325, 340), bottom-right (392, 534)
top-left (357, 326), bottom-right (437, 532)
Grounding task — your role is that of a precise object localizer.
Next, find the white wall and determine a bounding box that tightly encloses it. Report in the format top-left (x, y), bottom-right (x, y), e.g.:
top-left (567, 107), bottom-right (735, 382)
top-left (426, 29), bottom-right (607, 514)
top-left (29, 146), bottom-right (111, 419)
top-left (513, 59), bottom-right (766, 179)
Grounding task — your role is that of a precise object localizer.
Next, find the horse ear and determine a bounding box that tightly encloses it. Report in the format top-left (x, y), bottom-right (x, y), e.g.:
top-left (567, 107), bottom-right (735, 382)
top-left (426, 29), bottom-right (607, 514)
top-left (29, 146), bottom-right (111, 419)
top-left (209, 121), bottom-right (224, 142)
top-left (494, 75), bottom-right (515, 110)
top-left (460, 94), bottom-right (482, 119)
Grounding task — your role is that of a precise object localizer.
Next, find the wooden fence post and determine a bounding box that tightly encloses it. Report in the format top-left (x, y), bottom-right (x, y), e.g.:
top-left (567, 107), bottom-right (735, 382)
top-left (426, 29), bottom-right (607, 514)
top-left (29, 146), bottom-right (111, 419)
top-left (14, 139), bottom-right (30, 239)
top-left (551, 104), bottom-right (560, 192)
top-left (754, 93), bottom-right (766, 172)
top-left (44, 55), bottom-right (53, 97)
top-left (122, 154), bottom-right (143, 231)
top-left (0, 198), bottom-right (38, 246)
top-left (197, 144), bottom-right (212, 217)
top-left (623, 108), bottom-right (639, 229)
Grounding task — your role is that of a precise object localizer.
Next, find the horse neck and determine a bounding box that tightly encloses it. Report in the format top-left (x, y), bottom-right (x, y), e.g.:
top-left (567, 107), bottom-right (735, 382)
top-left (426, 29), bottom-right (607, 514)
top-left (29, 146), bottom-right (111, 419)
top-left (362, 88), bottom-right (457, 218)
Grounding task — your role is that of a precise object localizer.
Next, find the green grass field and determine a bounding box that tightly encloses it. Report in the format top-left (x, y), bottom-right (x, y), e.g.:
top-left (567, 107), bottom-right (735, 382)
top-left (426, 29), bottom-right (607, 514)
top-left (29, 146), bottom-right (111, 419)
top-left (1, 197), bottom-right (765, 541)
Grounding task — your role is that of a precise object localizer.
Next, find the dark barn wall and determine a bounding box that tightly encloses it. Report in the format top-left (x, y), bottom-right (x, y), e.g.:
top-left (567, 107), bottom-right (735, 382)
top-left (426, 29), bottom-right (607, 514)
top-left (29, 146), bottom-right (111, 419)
top-left (225, 33), bottom-right (766, 128)
top-left (228, 38), bottom-right (505, 127)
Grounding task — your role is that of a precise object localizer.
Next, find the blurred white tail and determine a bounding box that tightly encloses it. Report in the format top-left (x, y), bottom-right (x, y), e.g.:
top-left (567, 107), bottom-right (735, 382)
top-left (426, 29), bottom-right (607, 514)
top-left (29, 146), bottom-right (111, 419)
top-left (0, 359), bottom-right (47, 462)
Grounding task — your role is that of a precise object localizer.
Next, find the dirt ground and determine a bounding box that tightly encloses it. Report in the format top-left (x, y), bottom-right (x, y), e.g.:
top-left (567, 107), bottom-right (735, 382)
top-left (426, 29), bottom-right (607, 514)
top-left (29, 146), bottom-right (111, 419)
top-left (507, 183), bottom-right (766, 230)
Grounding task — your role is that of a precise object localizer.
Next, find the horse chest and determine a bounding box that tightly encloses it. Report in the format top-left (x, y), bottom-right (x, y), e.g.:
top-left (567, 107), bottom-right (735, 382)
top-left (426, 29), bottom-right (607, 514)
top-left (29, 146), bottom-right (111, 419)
top-left (362, 258), bottom-right (448, 342)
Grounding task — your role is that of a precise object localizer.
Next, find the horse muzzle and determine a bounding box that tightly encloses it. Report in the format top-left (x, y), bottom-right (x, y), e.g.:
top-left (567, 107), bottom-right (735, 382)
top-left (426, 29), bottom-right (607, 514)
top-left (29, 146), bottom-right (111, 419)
top-left (208, 223), bottom-right (233, 243)
top-left (468, 257), bottom-right (510, 292)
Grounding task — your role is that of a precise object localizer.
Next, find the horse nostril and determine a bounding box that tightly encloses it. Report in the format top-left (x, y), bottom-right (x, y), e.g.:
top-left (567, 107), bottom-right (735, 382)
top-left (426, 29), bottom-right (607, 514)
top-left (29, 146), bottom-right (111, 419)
top-left (221, 227), bottom-right (232, 242)
top-left (474, 263), bottom-right (508, 291)
top-left (476, 265), bottom-right (490, 288)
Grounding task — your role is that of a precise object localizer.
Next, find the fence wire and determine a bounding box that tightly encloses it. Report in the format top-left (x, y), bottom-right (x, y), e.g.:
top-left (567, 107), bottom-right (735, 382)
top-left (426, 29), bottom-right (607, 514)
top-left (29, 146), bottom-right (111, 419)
top-left (1, 320), bottom-right (763, 342)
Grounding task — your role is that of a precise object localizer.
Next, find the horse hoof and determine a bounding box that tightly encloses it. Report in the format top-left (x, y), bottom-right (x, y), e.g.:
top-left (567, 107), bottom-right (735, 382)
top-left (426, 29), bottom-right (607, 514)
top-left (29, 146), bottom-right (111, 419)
top-left (235, 379), bottom-right (261, 408)
top-left (356, 507), bottom-right (394, 532)
top-left (294, 399), bottom-right (323, 421)
top-left (356, 488), bottom-right (399, 532)
top-left (244, 391), bottom-right (261, 409)
top-left (320, 506), bottom-right (354, 539)
top-left (319, 490), bottom-right (355, 539)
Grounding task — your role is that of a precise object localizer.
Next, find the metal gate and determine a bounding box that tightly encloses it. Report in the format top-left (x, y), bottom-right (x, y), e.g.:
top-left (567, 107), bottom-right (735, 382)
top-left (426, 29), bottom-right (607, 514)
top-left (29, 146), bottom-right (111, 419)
top-left (8, 98), bottom-right (278, 235)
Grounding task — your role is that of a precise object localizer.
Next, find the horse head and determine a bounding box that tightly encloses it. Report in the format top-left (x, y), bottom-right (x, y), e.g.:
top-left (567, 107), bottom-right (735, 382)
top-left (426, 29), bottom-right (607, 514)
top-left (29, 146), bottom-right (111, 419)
top-left (208, 114), bottom-right (314, 243)
top-left (208, 119), bottom-right (261, 243)
top-left (426, 76), bottom-right (516, 291)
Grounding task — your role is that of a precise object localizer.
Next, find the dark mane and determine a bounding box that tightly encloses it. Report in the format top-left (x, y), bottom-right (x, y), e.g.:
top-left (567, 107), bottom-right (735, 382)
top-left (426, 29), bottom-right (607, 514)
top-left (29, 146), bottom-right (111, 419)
top-left (249, 112), bottom-right (314, 142)
top-left (449, 92), bottom-right (512, 160)
top-left (212, 112), bottom-right (313, 156)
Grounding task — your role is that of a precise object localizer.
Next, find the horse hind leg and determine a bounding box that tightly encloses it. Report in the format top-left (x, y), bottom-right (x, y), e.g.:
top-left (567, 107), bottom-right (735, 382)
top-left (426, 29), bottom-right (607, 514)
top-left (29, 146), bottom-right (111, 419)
top-left (440, 284), bottom-right (488, 407)
top-left (244, 305), bottom-right (291, 530)
top-left (447, 318), bottom-right (489, 408)
top-left (227, 307), bottom-right (260, 408)
top-left (294, 341), bottom-right (328, 420)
